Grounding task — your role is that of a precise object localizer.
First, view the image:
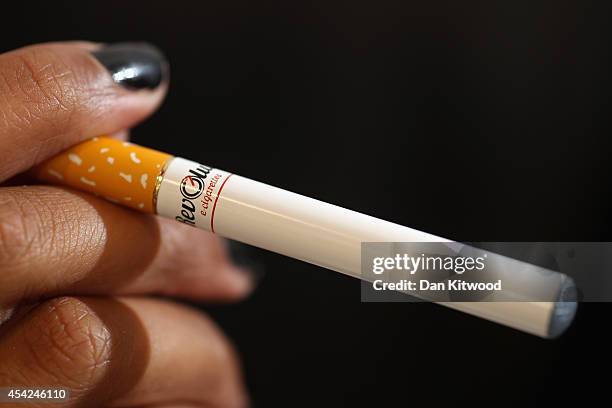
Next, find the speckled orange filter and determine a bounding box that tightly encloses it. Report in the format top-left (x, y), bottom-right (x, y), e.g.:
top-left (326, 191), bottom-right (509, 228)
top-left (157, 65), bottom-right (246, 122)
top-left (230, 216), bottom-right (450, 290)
top-left (35, 137), bottom-right (172, 213)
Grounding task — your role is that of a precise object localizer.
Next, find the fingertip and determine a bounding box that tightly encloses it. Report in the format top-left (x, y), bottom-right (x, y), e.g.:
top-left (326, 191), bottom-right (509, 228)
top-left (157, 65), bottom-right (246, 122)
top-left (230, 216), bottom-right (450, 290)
top-left (220, 266), bottom-right (257, 301)
top-left (176, 266), bottom-right (257, 302)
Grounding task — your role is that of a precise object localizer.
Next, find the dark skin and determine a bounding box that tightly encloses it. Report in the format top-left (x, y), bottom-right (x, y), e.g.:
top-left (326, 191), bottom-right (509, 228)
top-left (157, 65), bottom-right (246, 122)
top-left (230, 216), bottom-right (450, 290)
top-left (0, 42), bottom-right (253, 407)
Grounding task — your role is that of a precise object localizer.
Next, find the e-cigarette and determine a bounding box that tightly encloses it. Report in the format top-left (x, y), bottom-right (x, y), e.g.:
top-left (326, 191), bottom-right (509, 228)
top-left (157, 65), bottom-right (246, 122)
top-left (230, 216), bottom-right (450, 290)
top-left (35, 137), bottom-right (576, 338)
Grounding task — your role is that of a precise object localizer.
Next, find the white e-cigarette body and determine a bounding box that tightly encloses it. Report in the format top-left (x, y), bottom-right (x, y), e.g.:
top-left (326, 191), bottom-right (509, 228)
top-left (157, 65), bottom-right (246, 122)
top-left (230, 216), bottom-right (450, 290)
top-left (156, 158), bottom-right (576, 339)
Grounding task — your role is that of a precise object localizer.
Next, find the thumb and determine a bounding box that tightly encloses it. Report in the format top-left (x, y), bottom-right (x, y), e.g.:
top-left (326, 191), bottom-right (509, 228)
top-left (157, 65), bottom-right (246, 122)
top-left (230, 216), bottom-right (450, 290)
top-left (0, 41), bottom-right (169, 182)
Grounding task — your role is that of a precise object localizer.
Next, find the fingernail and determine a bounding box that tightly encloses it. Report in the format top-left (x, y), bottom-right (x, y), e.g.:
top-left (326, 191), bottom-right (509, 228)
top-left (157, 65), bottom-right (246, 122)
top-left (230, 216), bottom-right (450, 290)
top-left (92, 42), bottom-right (168, 90)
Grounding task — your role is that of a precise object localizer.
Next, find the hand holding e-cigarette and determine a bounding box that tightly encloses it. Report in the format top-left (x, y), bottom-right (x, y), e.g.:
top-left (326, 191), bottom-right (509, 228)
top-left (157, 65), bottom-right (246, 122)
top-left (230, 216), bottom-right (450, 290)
top-left (0, 40), bottom-right (576, 407)
top-left (0, 42), bottom-right (249, 407)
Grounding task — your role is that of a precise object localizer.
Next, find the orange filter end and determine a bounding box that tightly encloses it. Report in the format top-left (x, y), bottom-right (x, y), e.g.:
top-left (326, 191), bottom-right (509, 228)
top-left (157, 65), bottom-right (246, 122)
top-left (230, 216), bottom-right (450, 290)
top-left (35, 137), bottom-right (173, 213)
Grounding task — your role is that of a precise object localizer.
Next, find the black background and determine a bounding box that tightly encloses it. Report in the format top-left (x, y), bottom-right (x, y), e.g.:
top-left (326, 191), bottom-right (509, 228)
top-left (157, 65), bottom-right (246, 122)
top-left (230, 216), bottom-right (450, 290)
top-left (2, 1), bottom-right (611, 406)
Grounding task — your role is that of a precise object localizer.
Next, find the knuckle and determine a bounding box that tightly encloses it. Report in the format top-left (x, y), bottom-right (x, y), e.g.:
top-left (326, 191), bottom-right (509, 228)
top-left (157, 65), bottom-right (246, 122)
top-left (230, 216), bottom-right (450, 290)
top-left (0, 188), bottom-right (101, 302)
top-left (20, 297), bottom-right (111, 389)
top-left (201, 317), bottom-right (247, 407)
top-left (0, 46), bottom-right (83, 136)
top-left (212, 331), bottom-right (240, 371)
top-left (197, 314), bottom-right (239, 371)
top-left (0, 189), bottom-right (42, 272)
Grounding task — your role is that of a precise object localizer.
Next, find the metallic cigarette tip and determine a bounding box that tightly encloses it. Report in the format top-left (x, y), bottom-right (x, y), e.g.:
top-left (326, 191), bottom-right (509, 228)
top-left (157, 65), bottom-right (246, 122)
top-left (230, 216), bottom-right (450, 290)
top-left (547, 275), bottom-right (578, 339)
